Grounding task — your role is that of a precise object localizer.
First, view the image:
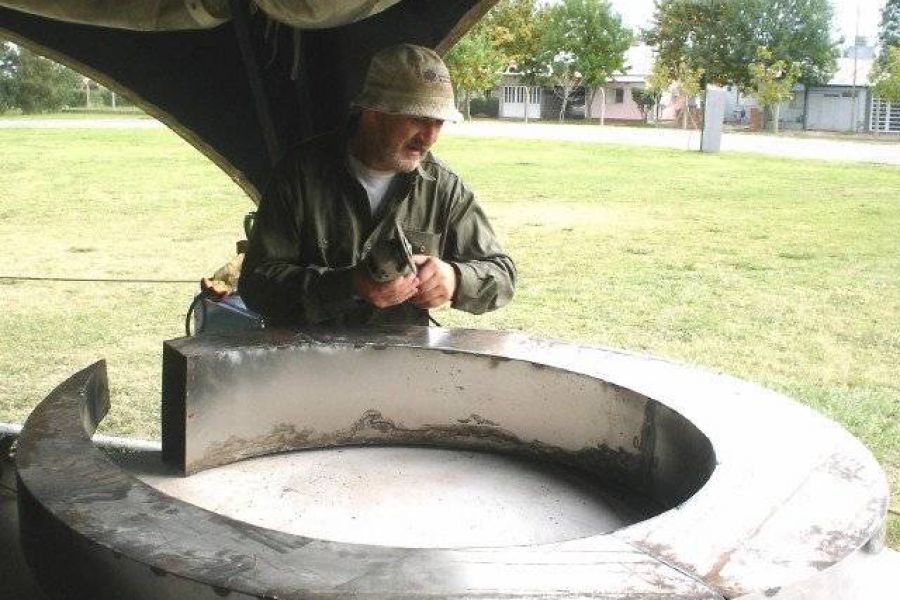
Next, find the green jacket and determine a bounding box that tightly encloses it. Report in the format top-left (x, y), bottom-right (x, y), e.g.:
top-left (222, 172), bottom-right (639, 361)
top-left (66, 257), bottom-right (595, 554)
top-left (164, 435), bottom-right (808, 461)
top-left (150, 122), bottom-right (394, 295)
top-left (239, 132), bottom-right (516, 327)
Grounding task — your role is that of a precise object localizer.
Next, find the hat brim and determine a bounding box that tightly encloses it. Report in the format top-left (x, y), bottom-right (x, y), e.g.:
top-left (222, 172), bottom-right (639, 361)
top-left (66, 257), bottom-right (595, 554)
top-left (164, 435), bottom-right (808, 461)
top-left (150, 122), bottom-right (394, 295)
top-left (352, 92), bottom-right (463, 123)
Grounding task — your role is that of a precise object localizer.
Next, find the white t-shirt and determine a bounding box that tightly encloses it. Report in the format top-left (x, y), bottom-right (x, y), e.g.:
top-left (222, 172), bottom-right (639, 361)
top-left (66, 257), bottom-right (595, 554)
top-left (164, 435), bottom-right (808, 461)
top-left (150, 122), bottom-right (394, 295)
top-left (347, 154), bottom-right (397, 216)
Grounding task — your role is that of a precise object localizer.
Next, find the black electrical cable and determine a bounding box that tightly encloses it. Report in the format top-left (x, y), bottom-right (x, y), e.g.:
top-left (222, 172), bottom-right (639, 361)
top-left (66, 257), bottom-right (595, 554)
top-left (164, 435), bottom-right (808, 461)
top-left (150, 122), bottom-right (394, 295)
top-left (5, 276), bottom-right (444, 327)
top-left (0, 276), bottom-right (196, 284)
top-left (184, 293), bottom-right (209, 337)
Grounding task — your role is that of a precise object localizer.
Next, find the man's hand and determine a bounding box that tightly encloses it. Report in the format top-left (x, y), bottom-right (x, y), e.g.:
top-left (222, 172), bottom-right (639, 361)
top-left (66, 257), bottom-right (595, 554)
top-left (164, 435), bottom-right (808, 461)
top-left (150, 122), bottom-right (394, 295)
top-left (410, 255), bottom-right (457, 309)
top-left (353, 268), bottom-right (420, 309)
top-left (200, 277), bottom-right (231, 300)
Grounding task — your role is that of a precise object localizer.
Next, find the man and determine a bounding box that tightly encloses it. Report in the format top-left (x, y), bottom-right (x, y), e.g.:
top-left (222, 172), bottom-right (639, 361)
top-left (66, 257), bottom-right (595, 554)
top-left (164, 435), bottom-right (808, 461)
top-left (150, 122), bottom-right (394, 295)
top-left (239, 44), bottom-right (515, 327)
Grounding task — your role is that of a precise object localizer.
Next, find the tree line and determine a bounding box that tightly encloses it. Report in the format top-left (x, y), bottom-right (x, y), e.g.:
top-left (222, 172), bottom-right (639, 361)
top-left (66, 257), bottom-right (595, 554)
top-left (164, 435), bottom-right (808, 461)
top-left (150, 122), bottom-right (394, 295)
top-left (445, 0), bottom-right (900, 127)
top-left (3, 0), bottom-right (898, 120)
top-left (872, 0), bottom-right (900, 104)
top-left (0, 43), bottom-right (124, 114)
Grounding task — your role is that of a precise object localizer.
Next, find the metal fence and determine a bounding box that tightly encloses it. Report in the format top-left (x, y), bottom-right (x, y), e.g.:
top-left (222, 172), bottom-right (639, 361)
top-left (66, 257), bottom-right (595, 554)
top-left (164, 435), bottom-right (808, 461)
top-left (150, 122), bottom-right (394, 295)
top-left (869, 97), bottom-right (900, 133)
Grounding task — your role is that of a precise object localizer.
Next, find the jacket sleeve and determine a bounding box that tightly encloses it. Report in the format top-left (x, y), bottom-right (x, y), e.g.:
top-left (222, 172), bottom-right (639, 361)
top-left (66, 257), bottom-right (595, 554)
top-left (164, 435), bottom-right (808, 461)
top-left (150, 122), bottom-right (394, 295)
top-left (444, 178), bottom-right (516, 314)
top-left (238, 167), bottom-right (359, 326)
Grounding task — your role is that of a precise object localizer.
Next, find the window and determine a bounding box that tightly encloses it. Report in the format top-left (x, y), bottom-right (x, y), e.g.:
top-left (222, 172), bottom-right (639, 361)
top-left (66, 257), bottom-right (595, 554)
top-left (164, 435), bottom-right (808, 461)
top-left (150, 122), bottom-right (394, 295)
top-left (503, 86), bottom-right (541, 105)
top-left (614, 88), bottom-right (625, 104)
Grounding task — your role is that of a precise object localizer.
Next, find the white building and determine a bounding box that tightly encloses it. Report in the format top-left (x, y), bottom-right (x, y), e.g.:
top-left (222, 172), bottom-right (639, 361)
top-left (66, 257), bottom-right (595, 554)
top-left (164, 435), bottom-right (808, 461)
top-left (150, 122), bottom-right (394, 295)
top-left (804, 56), bottom-right (873, 132)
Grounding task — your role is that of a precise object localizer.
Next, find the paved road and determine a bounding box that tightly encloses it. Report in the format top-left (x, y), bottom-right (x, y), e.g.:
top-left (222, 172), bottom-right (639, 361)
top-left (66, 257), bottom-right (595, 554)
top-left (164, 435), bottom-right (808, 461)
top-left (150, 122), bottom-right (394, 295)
top-left (445, 120), bottom-right (900, 166)
top-left (2, 117), bottom-right (897, 165)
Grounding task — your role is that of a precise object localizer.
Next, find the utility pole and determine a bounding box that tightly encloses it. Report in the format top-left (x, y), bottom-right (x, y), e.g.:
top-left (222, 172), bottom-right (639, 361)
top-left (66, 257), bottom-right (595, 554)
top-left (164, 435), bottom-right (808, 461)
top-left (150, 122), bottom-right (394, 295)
top-left (850, 2), bottom-right (861, 133)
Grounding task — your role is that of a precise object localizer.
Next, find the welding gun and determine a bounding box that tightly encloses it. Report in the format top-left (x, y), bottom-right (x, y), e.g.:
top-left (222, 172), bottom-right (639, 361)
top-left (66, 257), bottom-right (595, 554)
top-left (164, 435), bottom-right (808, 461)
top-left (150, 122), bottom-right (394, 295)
top-left (364, 221), bottom-right (417, 283)
top-left (362, 223), bottom-right (441, 326)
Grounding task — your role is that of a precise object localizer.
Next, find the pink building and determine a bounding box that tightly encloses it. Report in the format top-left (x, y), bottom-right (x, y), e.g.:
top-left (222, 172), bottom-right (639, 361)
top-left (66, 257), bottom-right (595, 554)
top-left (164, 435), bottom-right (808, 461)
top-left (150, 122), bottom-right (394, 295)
top-left (587, 45), bottom-right (681, 123)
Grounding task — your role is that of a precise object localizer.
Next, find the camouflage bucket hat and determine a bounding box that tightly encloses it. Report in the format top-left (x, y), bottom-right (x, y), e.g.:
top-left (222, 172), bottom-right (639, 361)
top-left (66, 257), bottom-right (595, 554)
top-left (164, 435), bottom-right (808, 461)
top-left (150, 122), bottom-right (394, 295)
top-left (352, 44), bottom-right (463, 122)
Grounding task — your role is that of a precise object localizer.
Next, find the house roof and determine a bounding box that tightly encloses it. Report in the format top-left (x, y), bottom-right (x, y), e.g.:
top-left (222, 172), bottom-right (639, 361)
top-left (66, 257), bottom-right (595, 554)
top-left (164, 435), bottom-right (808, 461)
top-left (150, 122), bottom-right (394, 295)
top-left (610, 44), bottom-right (654, 83)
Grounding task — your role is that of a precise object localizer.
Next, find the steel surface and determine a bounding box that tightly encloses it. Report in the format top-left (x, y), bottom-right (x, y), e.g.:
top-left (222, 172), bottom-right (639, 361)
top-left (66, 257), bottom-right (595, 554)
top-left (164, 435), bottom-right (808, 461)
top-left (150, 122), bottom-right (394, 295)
top-left (119, 446), bottom-right (643, 548)
top-left (14, 327), bottom-right (891, 599)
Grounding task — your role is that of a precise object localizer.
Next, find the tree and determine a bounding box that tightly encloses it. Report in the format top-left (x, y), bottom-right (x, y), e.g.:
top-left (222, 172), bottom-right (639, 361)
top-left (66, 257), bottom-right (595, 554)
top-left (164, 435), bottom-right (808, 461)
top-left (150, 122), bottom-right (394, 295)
top-left (631, 88), bottom-right (656, 122)
top-left (445, 23), bottom-right (506, 120)
top-left (16, 49), bottom-right (80, 113)
top-left (0, 45), bottom-right (80, 113)
top-left (877, 0), bottom-right (900, 69)
top-left (646, 0), bottom-right (838, 90)
top-left (871, 46), bottom-right (900, 102)
top-left (483, 0), bottom-right (550, 122)
top-left (541, 52), bottom-right (583, 121)
top-left (646, 58), bottom-right (672, 123)
top-left (748, 46), bottom-right (800, 133)
top-left (673, 60), bottom-right (704, 129)
top-left (542, 0), bottom-right (633, 123)
top-left (484, 0), bottom-right (546, 78)
top-left (646, 0), bottom-right (735, 88)
top-left (0, 43), bottom-right (19, 113)
top-left (748, 0), bottom-right (838, 85)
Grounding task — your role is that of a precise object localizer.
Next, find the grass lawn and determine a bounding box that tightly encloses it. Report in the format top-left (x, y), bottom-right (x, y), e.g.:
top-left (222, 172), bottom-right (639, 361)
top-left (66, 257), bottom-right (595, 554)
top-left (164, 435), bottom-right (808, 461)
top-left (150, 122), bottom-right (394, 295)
top-left (1, 125), bottom-right (898, 547)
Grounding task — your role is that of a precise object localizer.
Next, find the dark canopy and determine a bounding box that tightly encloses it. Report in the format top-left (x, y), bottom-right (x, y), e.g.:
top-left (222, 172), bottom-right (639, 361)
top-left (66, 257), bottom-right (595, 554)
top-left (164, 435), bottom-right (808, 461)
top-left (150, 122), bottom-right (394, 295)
top-left (0, 0), bottom-right (494, 201)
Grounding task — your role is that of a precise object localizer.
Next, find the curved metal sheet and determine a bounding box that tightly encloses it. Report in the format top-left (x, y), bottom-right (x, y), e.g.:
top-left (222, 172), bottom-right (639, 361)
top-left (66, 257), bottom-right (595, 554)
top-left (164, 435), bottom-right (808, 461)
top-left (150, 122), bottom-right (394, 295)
top-left (14, 328), bottom-right (890, 599)
top-left (161, 330), bottom-right (715, 518)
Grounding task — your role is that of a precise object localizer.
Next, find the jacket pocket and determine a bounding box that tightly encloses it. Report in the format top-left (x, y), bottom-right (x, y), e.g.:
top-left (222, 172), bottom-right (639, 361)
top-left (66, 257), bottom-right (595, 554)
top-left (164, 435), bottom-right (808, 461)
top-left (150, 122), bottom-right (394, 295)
top-left (402, 228), bottom-right (442, 256)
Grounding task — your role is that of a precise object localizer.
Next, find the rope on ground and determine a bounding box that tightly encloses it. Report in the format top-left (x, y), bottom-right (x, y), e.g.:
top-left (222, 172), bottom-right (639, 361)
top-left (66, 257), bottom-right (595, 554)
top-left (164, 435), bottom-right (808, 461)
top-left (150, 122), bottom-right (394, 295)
top-left (0, 276), bottom-right (196, 284)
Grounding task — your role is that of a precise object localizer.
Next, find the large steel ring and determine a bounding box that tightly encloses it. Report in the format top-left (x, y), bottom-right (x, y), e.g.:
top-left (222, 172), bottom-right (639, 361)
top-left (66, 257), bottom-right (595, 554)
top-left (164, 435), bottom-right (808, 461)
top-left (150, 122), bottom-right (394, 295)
top-left (15, 327), bottom-right (888, 599)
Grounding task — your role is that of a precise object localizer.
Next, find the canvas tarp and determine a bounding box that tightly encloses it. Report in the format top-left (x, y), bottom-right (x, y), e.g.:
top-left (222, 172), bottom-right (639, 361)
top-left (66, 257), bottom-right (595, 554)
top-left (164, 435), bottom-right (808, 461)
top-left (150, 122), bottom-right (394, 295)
top-left (0, 0), bottom-right (402, 31)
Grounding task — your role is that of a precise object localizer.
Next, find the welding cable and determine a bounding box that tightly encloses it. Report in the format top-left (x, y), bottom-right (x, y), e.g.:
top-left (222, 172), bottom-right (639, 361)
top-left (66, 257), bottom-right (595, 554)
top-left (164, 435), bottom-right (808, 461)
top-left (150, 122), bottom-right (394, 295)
top-left (184, 293), bottom-right (210, 337)
top-left (0, 276), bottom-right (196, 283)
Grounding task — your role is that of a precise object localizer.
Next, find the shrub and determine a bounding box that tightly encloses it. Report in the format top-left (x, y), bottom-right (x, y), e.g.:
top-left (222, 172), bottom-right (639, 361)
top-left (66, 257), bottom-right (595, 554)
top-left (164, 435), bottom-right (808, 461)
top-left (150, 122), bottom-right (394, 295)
top-left (469, 95), bottom-right (499, 118)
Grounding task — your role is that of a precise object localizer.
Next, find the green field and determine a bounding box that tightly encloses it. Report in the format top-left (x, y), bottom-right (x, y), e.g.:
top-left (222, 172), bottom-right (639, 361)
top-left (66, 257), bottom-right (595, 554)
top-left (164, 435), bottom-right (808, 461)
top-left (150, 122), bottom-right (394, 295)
top-left (1, 124), bottom-right (898, 547)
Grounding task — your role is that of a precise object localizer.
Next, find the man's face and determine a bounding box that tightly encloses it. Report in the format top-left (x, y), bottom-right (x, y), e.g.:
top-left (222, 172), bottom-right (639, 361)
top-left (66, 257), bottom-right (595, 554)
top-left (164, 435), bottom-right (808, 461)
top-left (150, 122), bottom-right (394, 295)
top-left (358, 111), bottom-right (444, 172)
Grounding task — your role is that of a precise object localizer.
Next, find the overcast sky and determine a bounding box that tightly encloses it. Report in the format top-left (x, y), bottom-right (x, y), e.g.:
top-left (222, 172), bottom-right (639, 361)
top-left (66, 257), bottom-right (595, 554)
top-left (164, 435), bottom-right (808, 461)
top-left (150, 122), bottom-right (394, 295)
top-left (607, 0), bottom-right (887, 46)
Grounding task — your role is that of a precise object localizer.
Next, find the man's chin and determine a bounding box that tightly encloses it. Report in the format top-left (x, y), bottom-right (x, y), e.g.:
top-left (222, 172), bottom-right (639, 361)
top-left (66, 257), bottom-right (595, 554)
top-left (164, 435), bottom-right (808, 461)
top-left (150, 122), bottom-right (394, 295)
top-left (394, 156), bottom-right (421, 173)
